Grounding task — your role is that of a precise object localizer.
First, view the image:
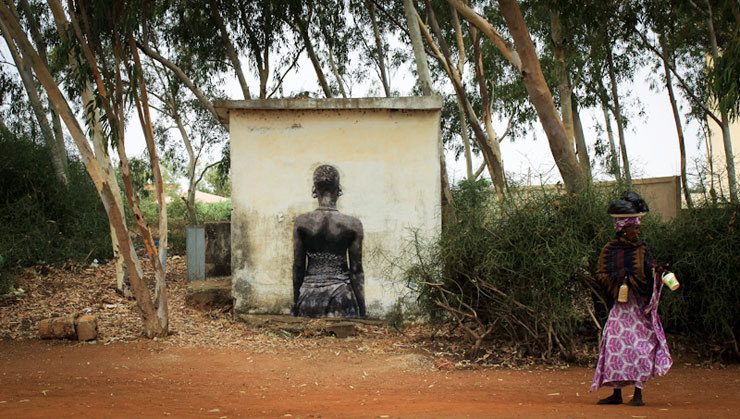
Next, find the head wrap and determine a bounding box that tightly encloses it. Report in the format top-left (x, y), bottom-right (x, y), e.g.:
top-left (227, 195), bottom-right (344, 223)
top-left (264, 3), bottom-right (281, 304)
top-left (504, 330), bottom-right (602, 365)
top-left (615, 216), bottom-right (641, 231)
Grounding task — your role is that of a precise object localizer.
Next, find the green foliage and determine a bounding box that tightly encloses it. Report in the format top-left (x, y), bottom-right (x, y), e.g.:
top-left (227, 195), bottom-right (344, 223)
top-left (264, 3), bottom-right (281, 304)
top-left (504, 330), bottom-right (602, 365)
top-left (645, 204), bottom-right (740, 355)
top-left (135, 192), bottom-right (231, 255)
top-left (711, 35), bottom-right (740, 121)
top-left (0, 132), bottom-right (111, 287)
top-left (404, 182), bottom-right (616, 359)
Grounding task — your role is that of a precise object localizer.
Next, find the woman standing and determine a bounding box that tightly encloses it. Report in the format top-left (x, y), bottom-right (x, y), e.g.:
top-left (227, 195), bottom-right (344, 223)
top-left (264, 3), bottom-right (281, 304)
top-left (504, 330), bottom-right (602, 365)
top-left (591, 192), bottom-right (673, 406)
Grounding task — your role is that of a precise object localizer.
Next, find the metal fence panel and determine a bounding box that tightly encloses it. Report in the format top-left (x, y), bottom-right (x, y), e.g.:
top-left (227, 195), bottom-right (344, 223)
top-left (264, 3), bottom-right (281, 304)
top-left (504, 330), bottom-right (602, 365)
top-left (186, 226), bottom-right (205, 282)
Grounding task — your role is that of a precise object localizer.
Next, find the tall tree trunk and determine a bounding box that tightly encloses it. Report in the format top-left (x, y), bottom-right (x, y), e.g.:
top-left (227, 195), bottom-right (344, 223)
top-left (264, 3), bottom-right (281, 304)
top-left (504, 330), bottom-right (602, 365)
top-left (493, 0), bottom-right (585, 193)
top-left (404, 0), bottom-right (454, 218)
top-left (129, 37), bottom-right (169, 326)
top-left (403, 0), bottom-right (433, 96)
top-left (294, 16), bottom-right (332, 98)
top-left (447, 0), bottom-right (586, 193)
top-left (421, 0), bottom-right (505, 198)
top-left (606, 45), bottom-right (632, 188)
top-left (572, 100), bottom-right (592, 181)
top-left (459, 102), bottom-right (474, 180)
top-left (449, 4), bottom-right (474, 180)
top-left (600, 101), bottom-right (621, 181)
top-left (472, 28), bottom-right (506, 198)
top-left (211, 4), bottom-right (251, 100)
top-left (660, 34), bottom-right (693, 209)
top-left (0, 17), bottom-right (68, 186)
top-left (18, 0), bottom-right (68, 179)
top-left (367, 0), bottom-right (391, 97)
top-left (171, 101), bottom-right (199, 225)
top-left (705, 3), bottom-right (738, 203)
top-left (1, 1), bottom-right (166, 337)
top-left (326, 46), bottom-right (348, 98)
top-left (548, 6), bottom-right (574, 142)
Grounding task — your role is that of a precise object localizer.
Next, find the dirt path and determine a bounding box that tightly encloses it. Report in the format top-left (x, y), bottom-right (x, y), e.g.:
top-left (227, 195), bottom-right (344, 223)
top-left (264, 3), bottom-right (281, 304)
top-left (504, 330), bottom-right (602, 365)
top-left (1, 339), bottom-right (738, 418)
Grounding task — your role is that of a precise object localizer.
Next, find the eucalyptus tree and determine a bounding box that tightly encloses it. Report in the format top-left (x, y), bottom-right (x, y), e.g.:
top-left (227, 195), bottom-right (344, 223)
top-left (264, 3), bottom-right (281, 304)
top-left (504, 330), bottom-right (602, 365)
top-left (350, 0), bottom-right (409, 97)
top-left (632, 0), bottom-right (738, 203)
top-left (0, 0), bottom-right (172, 337)
top-left (447, 0), bottom-right (588, 194)
top-left (149, 61), bottom-right (227, 225)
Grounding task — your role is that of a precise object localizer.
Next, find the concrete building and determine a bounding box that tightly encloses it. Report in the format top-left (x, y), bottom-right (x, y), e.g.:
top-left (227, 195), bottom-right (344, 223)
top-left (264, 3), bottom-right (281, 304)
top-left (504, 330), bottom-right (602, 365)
top-left (214, 97), bottom-right (442, 318)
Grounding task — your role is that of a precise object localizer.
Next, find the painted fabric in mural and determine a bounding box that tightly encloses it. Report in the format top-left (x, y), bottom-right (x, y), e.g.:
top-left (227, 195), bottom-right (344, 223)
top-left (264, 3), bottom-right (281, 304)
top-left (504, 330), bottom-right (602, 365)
top-left (294, 251), bottom-right (361, 318)
top-left (591, 272), bottom-right (673, 390)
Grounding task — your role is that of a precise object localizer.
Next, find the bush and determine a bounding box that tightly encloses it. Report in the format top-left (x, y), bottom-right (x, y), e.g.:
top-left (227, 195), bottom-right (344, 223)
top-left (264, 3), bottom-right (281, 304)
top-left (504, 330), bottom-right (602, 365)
top-left (0, 132), bottom-right (111, 288)
top-left (403, 180), bottom-right (619, 359)
top-left (646, 203), bottom-right (740, 357)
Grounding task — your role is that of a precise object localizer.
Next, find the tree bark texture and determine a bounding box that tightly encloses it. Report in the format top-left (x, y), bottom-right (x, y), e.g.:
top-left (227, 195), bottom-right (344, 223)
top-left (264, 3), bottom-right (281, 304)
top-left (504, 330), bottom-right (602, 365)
top-left (600, 100), bottom-right (621, 181)
top-left (422, 1), bottom-right (505, 198)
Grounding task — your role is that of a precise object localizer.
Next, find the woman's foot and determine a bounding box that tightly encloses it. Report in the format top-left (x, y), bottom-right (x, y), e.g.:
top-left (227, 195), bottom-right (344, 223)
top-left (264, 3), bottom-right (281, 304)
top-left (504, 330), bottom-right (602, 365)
top-left (628, 388), bottom-right (644, 406)
top-left (597, 389), bottom-right (623, 405)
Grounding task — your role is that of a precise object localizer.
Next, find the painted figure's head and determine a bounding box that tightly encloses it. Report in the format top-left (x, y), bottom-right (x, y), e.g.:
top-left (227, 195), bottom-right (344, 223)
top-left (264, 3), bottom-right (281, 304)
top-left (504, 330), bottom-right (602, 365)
top-left (312, 164), bottom-right (342, 197)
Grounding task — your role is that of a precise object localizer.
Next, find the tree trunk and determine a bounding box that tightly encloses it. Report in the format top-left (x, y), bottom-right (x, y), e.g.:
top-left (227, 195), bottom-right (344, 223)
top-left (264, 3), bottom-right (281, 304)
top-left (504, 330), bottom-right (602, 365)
top-left (326, 46), bottom-right (348, 98)
top-left (0, 18), bottom-right (68, 186)
top-left (422, 0), bottom-right (505, 198)
top-left (705, 5), bottom-right (738, 203)
top-left (493, 0), bottom-right (586, 193)
top-left (172, 103), bottom-right (199, 225)
top-left (405, 0), bottom-right (454, 217)
top-left (211, 4), bottom-right (251, 100)
top-left (600, 101), bottom-right (621, 181)
top-left (449, 4), bottom-right (474, 180)
top-left (606, 46), bottom-right (632, 188)
top-left (17, 0), bottom-right (68, 180)
top-left (572, 100), bottom-right (592, 181)
top-left (472, 28), bottom-right (506, 198)
top-left (129, 38), bottom-right (169, 329)
top-left (548, 6), bottom-right (574, 142)
top-left (403, 0), bottom-right (433, 96)
top-left (367, 0), bottom-right (391, 97)
top-left (459, 102), bottom-right (474, 180)
top-left (1, 1), bottom-right (166, 337)
top-left (295, 16), bottom-right (332, 98)
top-left (660, 34), bottom-right (693, 209)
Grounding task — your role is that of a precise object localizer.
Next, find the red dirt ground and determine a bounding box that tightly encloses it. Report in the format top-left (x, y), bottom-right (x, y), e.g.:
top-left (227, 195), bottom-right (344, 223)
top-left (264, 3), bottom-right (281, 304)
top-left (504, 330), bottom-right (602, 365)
top-left (1, 338), bottom-right (739, 418)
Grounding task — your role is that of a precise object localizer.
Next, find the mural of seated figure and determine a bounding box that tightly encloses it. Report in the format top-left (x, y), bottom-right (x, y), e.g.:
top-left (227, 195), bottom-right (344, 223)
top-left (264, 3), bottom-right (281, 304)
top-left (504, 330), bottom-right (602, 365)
top-left (292, 164), bottom-right (366, 318)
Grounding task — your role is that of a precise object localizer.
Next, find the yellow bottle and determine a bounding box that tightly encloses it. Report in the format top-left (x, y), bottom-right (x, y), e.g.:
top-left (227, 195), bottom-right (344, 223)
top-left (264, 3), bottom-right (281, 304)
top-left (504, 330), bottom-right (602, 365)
top-left (617, 282), bottom-right (629, 303)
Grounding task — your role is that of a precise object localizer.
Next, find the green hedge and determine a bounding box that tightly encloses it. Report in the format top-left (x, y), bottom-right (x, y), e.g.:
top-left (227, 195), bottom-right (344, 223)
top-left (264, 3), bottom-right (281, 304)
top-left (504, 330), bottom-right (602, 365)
top-left (0, 132), bottom-right (111, 292)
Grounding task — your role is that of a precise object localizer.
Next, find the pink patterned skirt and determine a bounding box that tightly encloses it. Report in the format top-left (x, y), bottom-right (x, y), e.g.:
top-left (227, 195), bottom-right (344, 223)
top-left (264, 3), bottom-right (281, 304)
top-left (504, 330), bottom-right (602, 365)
top-left (591, 274), bottom-right (673, 390)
